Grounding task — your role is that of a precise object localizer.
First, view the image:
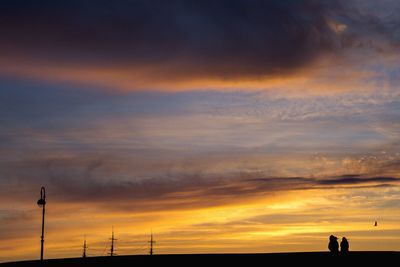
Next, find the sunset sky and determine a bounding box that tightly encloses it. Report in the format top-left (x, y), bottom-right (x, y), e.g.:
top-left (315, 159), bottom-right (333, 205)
top-left (1, 0), bottom-right (400, 262)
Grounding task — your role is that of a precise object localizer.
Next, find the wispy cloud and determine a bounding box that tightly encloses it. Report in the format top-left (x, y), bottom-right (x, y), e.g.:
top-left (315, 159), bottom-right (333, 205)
top-left (1, 150), bottom-right (399, 211)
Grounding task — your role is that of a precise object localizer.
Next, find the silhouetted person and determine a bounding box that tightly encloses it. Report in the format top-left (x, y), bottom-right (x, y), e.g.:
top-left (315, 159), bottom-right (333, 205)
top-left (328, 235), bottom-right (339, 253)
top-left (340, 237), bottom-right (349, 253)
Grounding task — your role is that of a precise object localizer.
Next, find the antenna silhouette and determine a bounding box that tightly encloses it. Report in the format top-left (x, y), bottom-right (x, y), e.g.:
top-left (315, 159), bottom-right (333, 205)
top-left (82, 235), bottom-right (87, 258)
top-left (148, 231), bottom-right (155, 256)
top-left (109, 227), bottom-right (117, 256)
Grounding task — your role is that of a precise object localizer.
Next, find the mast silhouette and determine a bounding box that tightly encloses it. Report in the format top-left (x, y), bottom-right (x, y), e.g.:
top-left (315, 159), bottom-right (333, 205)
top-left (82, 236), bottom-right (87, 258)
top-left (109, 227), bottom-right (117, 256)
top-left (149, 231), bottom-right (155, 256)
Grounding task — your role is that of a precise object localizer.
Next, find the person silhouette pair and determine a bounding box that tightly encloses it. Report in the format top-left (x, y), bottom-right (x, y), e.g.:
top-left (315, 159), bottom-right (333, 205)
top-left (328, 235), bottom-right (349, 253)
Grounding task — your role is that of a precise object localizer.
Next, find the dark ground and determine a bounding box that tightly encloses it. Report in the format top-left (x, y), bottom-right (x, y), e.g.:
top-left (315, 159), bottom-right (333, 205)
top-left (1, 252), bottom-right (399, 267)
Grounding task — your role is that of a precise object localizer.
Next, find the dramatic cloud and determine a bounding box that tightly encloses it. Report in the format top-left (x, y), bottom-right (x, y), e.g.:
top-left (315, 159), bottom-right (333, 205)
top-left (0, 1), bottom-right (338, 73)
top-left (1, 149), bottom-right (399, 213)
top-left (1, 0), bottom-right (399, 90)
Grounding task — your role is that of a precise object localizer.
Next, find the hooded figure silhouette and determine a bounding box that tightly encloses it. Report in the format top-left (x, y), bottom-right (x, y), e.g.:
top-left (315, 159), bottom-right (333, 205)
top-left (340, 237), bottom-right (349, 253)
top-left (328, 235), bottom-right (339, 253)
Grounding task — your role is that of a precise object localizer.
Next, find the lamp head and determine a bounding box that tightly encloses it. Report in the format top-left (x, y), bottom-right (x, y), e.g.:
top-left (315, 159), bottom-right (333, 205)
top-left (37, 186), bottom-right (46, 207)
top-left (37, 198), bottom-right (46, 206)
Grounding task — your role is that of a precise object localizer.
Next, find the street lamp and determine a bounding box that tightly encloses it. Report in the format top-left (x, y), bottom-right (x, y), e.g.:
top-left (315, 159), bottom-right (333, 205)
top-left (37, 186), bottom-right (46, 261)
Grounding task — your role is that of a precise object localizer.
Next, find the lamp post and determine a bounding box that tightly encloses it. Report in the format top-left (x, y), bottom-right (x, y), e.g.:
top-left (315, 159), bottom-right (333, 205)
top-left (37, 186), bottom-right (46, 261)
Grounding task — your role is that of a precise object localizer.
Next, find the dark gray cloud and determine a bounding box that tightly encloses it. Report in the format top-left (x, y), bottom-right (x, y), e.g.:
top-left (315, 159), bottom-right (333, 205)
top-left (315, 175), bottom-right (400, 185)
top-left (1, 154), bottom-right (399, 212)
top-left (0, 0), bottom-right (342, 79)
top-left (1, 0), bottom-right (399, 90)
top-left (248, 175), bottom-right (400, 190)
top-left (339, 0), bottom-right (400, 47)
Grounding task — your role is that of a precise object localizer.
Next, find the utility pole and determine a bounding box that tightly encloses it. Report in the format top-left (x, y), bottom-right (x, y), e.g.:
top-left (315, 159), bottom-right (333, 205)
top-left (37, 187), bottom-right (46, 261)
top-left (82, 236), bottom-right (87, 258)
top-left (109, 227), bottom-right (117, 256)
top-left (149, 231), bottom-right (155, 256)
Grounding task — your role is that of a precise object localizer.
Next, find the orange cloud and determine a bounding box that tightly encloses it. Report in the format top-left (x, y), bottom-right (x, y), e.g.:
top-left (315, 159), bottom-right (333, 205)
top-left (0, 54), bottom-right (388, 95)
